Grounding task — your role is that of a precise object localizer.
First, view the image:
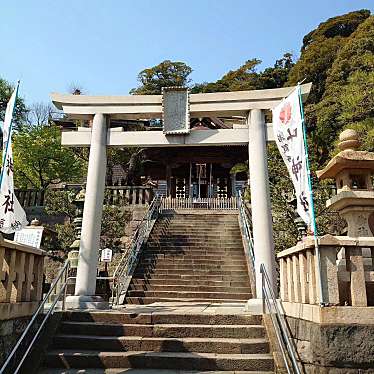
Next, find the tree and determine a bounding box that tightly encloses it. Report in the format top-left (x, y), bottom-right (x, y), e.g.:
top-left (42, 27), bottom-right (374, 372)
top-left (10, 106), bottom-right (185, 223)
top-left (12, 124), bottom-right (86, 188)
top-left (130, 60), bottom-right (193, 94)
top-left (26, 102), bottom-right (54, 127)
top-left (287, 9), bottom-right (370, 104)
top-left (191, 54), bottom-right (294, 93)
top-left (310, 14), bottom-right (374, 162)
top-left (0, 78), bottom-right (27, 130)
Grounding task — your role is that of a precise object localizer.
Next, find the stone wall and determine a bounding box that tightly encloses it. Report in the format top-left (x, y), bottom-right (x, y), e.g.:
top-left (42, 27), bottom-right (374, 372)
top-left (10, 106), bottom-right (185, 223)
top-left (287, 315), bottom-right (374, 373)
top-left (0, 316), bottom-right (30, 367)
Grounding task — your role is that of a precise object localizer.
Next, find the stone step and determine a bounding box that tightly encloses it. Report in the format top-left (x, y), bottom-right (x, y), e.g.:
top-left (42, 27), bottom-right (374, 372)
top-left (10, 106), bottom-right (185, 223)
top-left (134, 268), bottom-right (248, 276)
top-left (155, 226), bottom-right (240, 230)
top-left (62, 312), bottom-right (262, 326)
top-left (143, 249), bottom-right (246, 257)
top-left (139, 253), bottom-right (247, 261)
top-left (131, 278), bottom-right (251, 288)
top-left (155, 221), bottom-right (239, 231)
top-left (53, 335), bottom-right (269, 354)
top-left (125, 297), bottom-right (249, 304)
top-left (59, 322), bottom-right (265, 339)
top-left (152, 229), bottom-right (241, 234)
top-left (147, 243), bottom-right (243, 249)
top-left (126, 290), bottom-right (250, 300)
top-left (150, 237), bottom-right (242, 244)
top-left (132, 274), bottom-right (250, 282)
top-left (140, 256), bottom-right (246, 264)
top-left (44, 350), bottom-right (274, 371)
top-left (39, 369), bottom-right (274, 374)
top-left (129, 284), bottom-right (251, 294)
top-left (146, 245), bottom-right (244, 251)
top-left (150, 233), bottom-right (242, 238)
top-left (137, 263), bottom-right (248, 271)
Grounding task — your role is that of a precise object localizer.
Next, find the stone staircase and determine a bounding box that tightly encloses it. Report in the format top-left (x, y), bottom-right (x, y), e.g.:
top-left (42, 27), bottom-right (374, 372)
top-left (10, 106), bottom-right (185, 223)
top-left (126, 212), bottom-right (252, 304)
top-left (39, 310), bottom-right (274, 373)
top-left (37, 212), bottom-right (275, 373)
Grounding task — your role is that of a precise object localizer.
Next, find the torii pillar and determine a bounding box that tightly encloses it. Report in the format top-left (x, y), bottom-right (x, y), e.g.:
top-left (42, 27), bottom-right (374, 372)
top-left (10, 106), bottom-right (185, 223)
top-left (66, 113), bottom-right (109, 309)
top-left (248, 109), bottom-right (276, 299)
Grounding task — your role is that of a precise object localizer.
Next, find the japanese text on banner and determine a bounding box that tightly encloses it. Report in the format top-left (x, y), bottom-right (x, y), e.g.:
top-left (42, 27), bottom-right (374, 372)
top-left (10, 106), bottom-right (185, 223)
top-left (273, 88), bottom-right (311, 226)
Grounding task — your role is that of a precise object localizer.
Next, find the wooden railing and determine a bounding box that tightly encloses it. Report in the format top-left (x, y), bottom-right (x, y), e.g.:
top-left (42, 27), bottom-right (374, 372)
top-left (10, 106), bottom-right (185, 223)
top-left (0, 238), bottom-right (44, 319)
top-left (160, 197), bottom-right (239, 211)
top-left (15, 186), bottom-right (154, 208)
top-left (277, 235), bottom-right (374, 306)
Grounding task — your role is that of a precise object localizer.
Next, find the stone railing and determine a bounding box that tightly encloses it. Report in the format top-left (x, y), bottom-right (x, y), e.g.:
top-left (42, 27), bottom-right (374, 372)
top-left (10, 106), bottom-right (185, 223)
top-left (15, 189), bottom-right (46, 208)
top-left (15, 186), bottom-right (155, 208)
top-left (0, 238), bottom-right (45, 319)
top-left (277, 235), bottom-right (374, 306)
top-left (105, 186), bottom-right (154, 206)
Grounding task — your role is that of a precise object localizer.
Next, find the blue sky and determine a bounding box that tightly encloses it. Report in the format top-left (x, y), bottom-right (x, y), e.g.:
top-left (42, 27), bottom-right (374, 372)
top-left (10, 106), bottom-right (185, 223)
top-left (1, 1), bottom-right (373, 105)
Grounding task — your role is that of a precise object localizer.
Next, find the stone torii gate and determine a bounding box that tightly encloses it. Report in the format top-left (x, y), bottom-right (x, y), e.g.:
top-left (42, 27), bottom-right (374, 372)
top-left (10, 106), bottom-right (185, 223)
top-left (51, 83), bottom-right (311, 307)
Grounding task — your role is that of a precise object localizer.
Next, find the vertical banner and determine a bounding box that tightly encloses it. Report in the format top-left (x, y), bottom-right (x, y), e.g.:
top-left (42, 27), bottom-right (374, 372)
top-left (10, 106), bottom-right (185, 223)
top-left (273, 87), bottom-right (311, 226)
top-left (0, 82), bottom-right (28, 233)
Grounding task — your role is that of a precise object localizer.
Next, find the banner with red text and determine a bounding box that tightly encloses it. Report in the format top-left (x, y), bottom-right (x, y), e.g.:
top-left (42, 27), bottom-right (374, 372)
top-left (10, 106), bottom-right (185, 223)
top-left (273, 87), bottom-right (311, 226)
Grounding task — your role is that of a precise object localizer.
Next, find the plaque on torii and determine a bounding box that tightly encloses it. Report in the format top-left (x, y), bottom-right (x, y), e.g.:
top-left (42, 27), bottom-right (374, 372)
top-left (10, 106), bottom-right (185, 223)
top-left (162, 87), bottom-right (190, 134)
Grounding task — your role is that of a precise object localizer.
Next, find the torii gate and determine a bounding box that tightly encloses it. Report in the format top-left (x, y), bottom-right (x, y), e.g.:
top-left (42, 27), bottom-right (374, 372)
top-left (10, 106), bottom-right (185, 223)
top-left (51, 83), bottom-right (311, 307)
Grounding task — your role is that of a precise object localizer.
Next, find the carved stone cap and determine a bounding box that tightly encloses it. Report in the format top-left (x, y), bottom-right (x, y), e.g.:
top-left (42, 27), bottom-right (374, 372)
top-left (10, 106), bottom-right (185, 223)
top-left (339, 129), bottom-right (360, 151)
top-left (317, 129), bottom-right (374, 180)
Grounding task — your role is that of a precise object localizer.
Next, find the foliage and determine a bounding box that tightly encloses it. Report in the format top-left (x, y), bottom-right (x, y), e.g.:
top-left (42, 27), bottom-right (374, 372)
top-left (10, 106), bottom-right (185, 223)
top-left (130, 60), bottom-right (193, 94)
top-left (287, 9), bottom-right (372, 164)
top-left (309, 14), bottom-right (374, 162)
top-left (287, 9), bottom-right (370, 104)
top-left (100, 205), bottom-right (131, 251)
top-left (44, 189), bottom-right (77, 219)
top-left (0, 78), bottom-right (27, 130)
top-left (191, 54), bottom-right (294, 93)
top-left (54, 222), bottom-right (76, 253)
top-left (230, 162), bottom-right (248, 176)
top-left (12, 124), bottom-right (86, 188)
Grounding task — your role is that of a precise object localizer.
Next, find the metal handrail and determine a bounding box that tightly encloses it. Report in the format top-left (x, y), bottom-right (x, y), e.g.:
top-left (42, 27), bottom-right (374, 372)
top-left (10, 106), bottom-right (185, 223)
top-left (111, 194), bottom-right (161, 304)
top-left (0, 260), bottom-right (70, 374)
top-left (260, 264), bottom-right (302, 374)
top-left (238, 190), bottom-right (255, 266)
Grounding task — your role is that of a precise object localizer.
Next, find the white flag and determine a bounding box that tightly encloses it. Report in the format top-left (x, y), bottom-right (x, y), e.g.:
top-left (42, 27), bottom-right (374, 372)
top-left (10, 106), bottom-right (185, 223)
top-left (0, 83), bottom-right (28, 234)
top-left (273, 86), bottom-right (311, 226)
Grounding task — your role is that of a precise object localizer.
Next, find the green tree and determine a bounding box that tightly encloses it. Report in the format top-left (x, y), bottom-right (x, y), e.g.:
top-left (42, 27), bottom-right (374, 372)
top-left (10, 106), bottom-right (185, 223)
top-left (0, 78), bottom-right (27, 130)
top-left (192, 54), bottom-right (294, 93)
top-left (311, 14), bottom-right (374, 161)
top-left (130, 60), bottom-right (193, 94)
top-left (287, 9), bottom-right (370, 104)
top-left (13, 124), bottom-right (86, 188)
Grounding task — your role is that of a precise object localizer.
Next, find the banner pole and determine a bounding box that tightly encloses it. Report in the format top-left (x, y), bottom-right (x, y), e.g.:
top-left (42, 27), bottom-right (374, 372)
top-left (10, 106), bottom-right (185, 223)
top-left (297, 83), bottom-right (326, 306)
top-left (0, 80), bottom-right (20, 189)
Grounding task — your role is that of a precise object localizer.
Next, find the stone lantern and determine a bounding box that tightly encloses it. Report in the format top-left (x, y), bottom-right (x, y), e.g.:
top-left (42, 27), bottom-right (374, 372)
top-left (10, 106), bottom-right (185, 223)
top-left (317, 129), bottom-right (374, 237)
top-left (69, 188), bottom-right (86, 269)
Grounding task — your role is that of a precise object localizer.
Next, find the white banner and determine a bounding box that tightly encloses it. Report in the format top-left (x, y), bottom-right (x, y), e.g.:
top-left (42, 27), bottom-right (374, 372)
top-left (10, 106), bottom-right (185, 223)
top-left (0, 83), bottom-right (28, 234)
top-left (273, 86), bottom-right (311, 226)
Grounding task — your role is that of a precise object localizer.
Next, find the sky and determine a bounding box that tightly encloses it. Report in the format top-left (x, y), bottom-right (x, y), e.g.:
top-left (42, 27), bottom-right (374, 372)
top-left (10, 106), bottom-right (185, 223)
top-left (0, 0), bottom-right (373, 105)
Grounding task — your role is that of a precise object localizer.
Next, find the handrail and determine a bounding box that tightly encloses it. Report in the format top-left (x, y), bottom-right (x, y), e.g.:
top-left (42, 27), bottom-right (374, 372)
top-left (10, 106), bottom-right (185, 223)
top-left (0, 260), bottom-right (70, 374)
top-left (260, 264), bottom-right (302, 374)
top-left (111, 194), bottom-right (161, 304)
top-left (238, 190), bottom-right (255, 266)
